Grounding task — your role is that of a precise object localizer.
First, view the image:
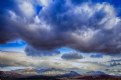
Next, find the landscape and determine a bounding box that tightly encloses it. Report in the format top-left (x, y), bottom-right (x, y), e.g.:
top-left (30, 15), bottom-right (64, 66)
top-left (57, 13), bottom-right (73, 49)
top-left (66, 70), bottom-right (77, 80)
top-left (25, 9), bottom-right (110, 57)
top-left (1, 0), bottom-right (121, 80)
top-left (1, 51), bottom-right (121, 80)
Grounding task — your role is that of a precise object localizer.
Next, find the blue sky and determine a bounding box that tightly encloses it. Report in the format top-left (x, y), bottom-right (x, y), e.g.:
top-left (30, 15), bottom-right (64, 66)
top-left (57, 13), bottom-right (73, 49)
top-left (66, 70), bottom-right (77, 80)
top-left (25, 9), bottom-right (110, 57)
top-left (0, 39), bottom-right (76, 54)
top-left (0, 39), bottom-right (26, 52)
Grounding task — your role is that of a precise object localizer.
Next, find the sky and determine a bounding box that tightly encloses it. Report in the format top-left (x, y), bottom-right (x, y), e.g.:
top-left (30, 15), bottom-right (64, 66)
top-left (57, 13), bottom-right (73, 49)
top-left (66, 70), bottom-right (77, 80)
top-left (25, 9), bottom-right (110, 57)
top-left (0, 0), bottom-right (121, 73)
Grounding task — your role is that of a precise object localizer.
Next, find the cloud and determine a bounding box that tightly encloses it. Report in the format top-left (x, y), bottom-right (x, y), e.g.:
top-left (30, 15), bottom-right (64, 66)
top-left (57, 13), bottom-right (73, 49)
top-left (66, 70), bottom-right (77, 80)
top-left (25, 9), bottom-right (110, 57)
top-left (90, 54), bottom-right (103, 58)
top-left (39, 0), bottom-right (50, 6)
top-left (0, 52), bottom-right (36, 67)
top-left (25, 45), bottom-right (60, 56)
top-left (0, 15), bottom-right (19, 43)
top-left (0, 51), bottom-right (104, 71)
top-left (61, 52), bottom-right (83, 60)
top-left (18, 0), bottom-right (35, 17)
top-left (0, 0), bottom-right (121, 54)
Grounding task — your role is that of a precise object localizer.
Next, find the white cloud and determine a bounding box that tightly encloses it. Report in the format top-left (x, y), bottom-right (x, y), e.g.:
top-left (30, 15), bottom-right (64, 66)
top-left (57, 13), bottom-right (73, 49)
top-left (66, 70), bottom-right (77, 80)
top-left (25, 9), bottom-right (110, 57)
top-left (18, 0), bottom-right (35, 17)
top-left (39, 0), bottom-right (50, 6)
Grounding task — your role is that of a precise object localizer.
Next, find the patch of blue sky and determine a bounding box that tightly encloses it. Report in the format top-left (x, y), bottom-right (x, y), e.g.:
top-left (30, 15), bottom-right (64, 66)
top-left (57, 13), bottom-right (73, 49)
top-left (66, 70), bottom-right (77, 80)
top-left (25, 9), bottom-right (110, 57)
top-left (58, 47), bottom-right (77, 53)
top-left (0, 39), bottom-right (26, 52)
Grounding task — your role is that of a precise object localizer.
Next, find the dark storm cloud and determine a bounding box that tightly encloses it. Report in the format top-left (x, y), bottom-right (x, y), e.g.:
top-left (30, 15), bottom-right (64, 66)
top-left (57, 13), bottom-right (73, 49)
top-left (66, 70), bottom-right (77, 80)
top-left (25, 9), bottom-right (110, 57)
top-left (61, 52), bottom-right (83, 60)
top-left (0, 0), bottom-right (121, 55)
top-left (0, 0), bottom-right (19, 43)
top-left (25, 45), bottom-right (60, 56)
top-left (0, 16), bottom-right (19, 43)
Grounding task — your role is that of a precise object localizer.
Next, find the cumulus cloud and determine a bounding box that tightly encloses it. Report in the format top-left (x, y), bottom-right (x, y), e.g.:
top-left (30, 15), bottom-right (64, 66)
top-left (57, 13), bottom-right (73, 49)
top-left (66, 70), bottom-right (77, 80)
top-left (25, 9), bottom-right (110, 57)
top-left (61, 52), bottom-right (83, 60)
top-left (0, 0), bottom-right (121, 54)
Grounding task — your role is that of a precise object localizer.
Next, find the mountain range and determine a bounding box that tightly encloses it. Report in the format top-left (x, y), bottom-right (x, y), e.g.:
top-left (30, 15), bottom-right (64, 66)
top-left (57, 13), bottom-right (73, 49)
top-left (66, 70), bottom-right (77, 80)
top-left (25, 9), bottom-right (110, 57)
top-left (1, 68), bottom-right (121, 80)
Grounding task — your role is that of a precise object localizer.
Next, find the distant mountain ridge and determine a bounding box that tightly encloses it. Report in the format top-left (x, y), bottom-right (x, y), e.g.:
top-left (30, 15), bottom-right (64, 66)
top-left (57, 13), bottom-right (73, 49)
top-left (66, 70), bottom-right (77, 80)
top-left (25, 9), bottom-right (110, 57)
top-left (36, 68), bottom-right (66, 72)
top-left (0, 71), bottom-right (23, 78)
top-left (85, 71), bottom-right (106, 76)
top-left (59, 71), bottom-right (80, 77)
top-left (1, 70), bottom-right (121, 80)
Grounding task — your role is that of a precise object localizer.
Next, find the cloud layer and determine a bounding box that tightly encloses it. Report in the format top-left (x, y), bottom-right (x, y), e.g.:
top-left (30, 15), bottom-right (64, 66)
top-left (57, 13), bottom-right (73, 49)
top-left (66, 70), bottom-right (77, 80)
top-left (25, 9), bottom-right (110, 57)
top-left (61, 52), bottom-right (83, 60)
top-left (25, 45), bottom-right (60, 56)
top-left (0, 51), bottom-right (104, 71)
top-left (90, 54), bottom-right (103, 58)
top-left (0, 0), bottom-right (121, 54)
